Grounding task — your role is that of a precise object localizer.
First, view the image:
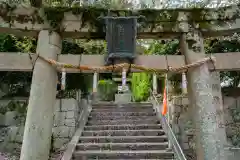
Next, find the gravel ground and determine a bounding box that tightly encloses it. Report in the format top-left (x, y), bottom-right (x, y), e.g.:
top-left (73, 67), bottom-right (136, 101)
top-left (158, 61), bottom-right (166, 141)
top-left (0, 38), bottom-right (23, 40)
top-left (0, 134), bottom-right (67, 160)
top-left (0, 146), bottom-right (66, 160)
top-left (0, 151), bottom-right (65, 160)
top-left (0, 152), bottom-right (19, 160)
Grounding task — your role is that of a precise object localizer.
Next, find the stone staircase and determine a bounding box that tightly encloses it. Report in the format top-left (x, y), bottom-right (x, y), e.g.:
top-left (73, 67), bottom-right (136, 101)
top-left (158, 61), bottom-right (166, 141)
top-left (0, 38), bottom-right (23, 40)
top-left (72, 103), bottom-right (175, 159)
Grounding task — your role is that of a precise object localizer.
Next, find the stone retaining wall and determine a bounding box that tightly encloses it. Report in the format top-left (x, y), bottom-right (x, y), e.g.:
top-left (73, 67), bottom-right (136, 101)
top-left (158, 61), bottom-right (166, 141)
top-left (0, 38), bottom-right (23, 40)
top-left (171, 95), bottom-right (240, 160)
top-left (0, 98), bottom-right (83, 154)
top-left (170, 96), bottom-right (195, 159)
top-left (52, 99), bottom-right (81, 149)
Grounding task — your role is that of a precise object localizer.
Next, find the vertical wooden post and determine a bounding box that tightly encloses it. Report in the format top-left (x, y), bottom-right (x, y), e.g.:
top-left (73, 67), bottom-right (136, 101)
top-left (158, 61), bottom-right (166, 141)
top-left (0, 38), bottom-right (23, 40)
top-left (61, 68), bottom-right (66, 90)
top-left (122, 68), bottom-right (127, 92)
top-left (20, 30), bottom-right (62, 160)
top-left (181, 31), bottom-right (225, 160)
top-left (152, 73), bottom-right (157, 94)
top-left (182, 72), bottom-right (187, 94)
top-left (92, 72), bottom-right (98, 100)
top-left (93, 72), bottom-right (98, 93)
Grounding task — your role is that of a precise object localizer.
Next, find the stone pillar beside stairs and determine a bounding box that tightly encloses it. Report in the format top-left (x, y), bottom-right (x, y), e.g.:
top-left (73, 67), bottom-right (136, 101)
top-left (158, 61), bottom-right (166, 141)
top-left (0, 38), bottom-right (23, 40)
top-left (180, 27), bottom-right (228, 159)
top-left (171, 71), bottom-right (230, 159)
top-left (20, 30), bottom-right (61, 160)
top-left (115, 93), bottom-right (132, 103)
top-left (211, 71), bottom-right (232, 159)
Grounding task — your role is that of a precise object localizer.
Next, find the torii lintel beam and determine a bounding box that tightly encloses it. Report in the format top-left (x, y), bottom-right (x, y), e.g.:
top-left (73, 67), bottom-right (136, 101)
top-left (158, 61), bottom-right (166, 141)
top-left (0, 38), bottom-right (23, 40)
top-left (1, 4), bottom-right (240, 39)
top-left (0, 52), bottom-right (240, 73)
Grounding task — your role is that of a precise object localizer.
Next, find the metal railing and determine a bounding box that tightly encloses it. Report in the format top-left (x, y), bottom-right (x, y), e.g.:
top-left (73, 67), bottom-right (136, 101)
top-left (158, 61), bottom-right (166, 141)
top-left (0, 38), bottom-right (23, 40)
top-left (226, 147), bottom-right (240, 150)
top-left (150, 90), bottom-right (187, 160)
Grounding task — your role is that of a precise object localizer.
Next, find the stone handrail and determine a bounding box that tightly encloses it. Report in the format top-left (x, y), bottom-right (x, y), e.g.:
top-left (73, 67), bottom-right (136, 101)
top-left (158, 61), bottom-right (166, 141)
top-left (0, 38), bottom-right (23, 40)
top-left (150, 90), bottom-right (187, 160)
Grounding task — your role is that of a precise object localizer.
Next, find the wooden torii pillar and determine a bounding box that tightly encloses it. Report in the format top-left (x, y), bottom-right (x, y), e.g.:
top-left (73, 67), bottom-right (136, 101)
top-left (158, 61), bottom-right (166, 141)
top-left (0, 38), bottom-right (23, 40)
top-left (152, 73), bottom-right (157, 94)
top-left (180, 28), bottom-right (229, 159)
top-left (20, 30), bottom-right (62, 160)
top-left (92, 72), bottom-right (99, 100)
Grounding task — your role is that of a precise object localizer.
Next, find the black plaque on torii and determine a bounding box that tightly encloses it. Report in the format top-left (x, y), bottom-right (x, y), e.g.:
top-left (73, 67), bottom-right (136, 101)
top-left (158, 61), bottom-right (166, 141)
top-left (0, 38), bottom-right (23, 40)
top-left (104, 16), bottom-right (138, 65)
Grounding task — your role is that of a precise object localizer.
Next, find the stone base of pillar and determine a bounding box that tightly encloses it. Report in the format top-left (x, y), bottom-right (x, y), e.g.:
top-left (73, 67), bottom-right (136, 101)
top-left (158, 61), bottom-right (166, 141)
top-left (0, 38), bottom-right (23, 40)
top-left (115, 93), bottom-right (132, 103)
top-left (91, 92), bottom-right (98, 102)
top-left (153, 91), bottom-right (158, 96)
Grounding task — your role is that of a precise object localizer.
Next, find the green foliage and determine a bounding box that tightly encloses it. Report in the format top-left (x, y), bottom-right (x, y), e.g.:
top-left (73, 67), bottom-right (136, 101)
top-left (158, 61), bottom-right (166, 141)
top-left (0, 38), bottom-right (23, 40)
top-left (227, 106), bottom-right (240, 146)
top-left (147, 40), bottom-right (180, 55)
top-left (62, 39), bottom-right (106, 55)
top-left (0, 34), bottom-right (34, 97)
top-left (66, 73), bottom-right (93, 96)
top-left (98, 79), bottom-right (117, 101)
top-left (131, 73), bottom-right (150, 102)
top-left (15, 37), bottom-right (37, 53)
top-left (0, 100), bottom-right (27, 114)
top-left (74, 40), bottom-right (106, 54)
top-left (0, 34), bottom-right (19, 52)
top-left (62, 40), bottom-right (84, 54)
top-left (206, 37), bottom-right (240, 87)
top-left (91, 0), bottom-right (133, 9)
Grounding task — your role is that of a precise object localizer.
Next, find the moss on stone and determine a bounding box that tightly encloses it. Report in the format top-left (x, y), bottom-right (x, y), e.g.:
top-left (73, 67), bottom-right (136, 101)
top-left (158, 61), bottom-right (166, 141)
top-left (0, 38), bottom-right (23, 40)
top-left (0, 106), bottom-right (8, 114)
top-left (0, 2), bottom-right (239, 34)
top-left (0, 101), bottom-right (27, 115)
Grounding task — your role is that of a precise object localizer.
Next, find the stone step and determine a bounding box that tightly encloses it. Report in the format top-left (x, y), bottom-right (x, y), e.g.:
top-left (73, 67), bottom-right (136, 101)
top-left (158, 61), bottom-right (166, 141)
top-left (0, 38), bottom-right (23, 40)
top-left (88, 116), bottom-right (157, 120)
top-left (79, 136), bottom-right (168, 143)
top-left (85, 159), bottom-right (174, 160)
top-left (92, 103), bottom-right (152, 107)
top-left (82, 129), bottom-right (165, 137)
top-left (76, 142), bottom-right (169, 151)
top-left (83, 159), bottom-right (174, 160)
top-left (91, 108), bottom-right (154, 113)
top-left (88, 116), bottom-right (157, 121)
top-left (92, 105), bottom-right (153, 109)
top-left (87, 119), bottom-right (159, 125)
top-left (73, 150), bottom-right (174, 159)
top-left (120, 103), bottom-right (152, 107)
top-left (84, 124), bottom-right (162, 131)
top-left (90, 112), bottom-right (156, 117)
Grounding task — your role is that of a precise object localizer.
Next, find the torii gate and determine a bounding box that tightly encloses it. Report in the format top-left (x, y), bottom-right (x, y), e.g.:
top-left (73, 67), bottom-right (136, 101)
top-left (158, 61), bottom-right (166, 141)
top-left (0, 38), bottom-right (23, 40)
top-left (0, 2), bottom-right (240, 160)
